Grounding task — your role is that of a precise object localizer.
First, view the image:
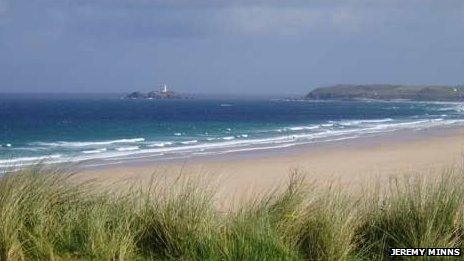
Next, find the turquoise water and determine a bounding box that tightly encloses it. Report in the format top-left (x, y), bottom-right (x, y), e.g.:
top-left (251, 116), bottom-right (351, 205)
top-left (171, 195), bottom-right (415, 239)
top-left (1, 94), bottom-right (464, 169)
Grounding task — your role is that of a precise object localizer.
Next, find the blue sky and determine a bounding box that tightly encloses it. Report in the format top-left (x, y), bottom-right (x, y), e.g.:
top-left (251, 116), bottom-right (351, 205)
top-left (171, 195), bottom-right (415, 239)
top-left (0, 0), bottom-right (463, 95)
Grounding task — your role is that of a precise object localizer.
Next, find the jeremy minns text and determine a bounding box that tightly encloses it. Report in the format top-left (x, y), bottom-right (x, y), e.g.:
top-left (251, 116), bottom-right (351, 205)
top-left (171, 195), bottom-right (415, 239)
top-left (389, 248), bottom-right (461, 257)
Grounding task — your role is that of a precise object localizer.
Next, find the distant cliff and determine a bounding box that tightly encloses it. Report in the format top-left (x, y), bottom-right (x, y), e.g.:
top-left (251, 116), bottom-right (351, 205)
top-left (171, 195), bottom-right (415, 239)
top-left (305, 84), bottom-right (464, 102)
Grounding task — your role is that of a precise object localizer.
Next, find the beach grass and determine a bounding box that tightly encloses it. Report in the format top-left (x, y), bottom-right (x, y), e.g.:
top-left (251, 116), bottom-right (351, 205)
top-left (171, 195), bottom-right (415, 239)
top-left (0, 166), bottom-right (463, 260)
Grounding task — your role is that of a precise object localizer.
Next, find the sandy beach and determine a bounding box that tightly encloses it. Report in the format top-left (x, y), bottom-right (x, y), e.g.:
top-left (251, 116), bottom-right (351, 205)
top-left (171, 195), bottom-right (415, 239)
top-left (75, 126), bottom-right (464, 203)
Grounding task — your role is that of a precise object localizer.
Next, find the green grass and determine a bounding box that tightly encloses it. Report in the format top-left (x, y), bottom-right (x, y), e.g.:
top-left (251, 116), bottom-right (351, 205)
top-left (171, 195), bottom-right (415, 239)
top-left (0, 166), bottom-right (463, 260)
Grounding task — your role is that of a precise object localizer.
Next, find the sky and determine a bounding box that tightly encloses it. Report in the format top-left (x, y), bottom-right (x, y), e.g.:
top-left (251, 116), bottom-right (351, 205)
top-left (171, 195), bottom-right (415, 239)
top-left (0, 0), bottom-right (463, 95)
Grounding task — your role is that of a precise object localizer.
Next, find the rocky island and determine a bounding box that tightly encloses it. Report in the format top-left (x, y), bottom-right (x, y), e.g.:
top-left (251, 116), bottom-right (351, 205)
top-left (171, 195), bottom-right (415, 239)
top-left (125, 84), bottom-right (186, 100)
top-left (305, 84), bottom-right (464, 102)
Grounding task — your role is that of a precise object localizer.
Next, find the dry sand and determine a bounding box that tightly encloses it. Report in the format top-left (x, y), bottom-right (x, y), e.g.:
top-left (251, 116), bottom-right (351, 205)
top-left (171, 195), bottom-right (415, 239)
top-left (75, 126), bottom-right (464, 204)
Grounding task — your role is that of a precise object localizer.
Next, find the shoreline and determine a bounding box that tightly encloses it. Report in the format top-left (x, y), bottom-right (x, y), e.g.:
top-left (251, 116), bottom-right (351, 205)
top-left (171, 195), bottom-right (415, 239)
top-left (75, 125), bottom-right (464, 199)
top-left (76, 123), bottom-right (464, 172)
top-left (79, 124), bottom-right (464, 169)
top-left (3, 98), bottom-right (464, 172)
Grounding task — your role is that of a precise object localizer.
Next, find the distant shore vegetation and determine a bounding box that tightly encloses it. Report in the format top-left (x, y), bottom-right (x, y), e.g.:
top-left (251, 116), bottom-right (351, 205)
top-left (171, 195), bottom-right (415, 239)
top-left (1, 166), bottom-right (464, 260)
top-left (306, 84), bottom-right (464, 102)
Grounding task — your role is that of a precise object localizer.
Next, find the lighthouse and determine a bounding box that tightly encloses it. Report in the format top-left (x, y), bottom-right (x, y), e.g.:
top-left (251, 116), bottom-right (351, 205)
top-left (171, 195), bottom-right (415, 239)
top-left (125, 83), bottom-right (183, 99)
top-left (161, 84), bottom-right (168, 93)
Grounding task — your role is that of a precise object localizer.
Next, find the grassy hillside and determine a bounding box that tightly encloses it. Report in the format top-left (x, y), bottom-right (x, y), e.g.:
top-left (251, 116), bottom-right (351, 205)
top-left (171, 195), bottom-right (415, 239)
top-left (306, 84), bottom-right (464, 101)
top-left (0, 166), bottom-right (463, 260)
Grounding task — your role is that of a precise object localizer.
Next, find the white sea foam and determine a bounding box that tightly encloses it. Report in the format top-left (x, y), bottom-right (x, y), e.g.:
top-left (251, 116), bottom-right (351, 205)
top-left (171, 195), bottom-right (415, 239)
top-left (241, 134), bottom-right (248, 138)
top-left (181, 140), bottom-right (198, 145)
top-left (288, 126), bottom-right (319, 131)
top-left (288, 127), bottom-right (304, 131)
top-left (31, 138), bottom-right (145, 147)
top-left (340, 118), bottom-right (393, 126)
top-left (0, 154), bottom-right (62, 165)
top-left (11, 147), bottom-right (45, 152)
top-left (115, 146), bottom-right (139, 151)
top-left (174, 133), bottom-right (182, 136)
top-left (370, 120), bottom-right (430, 130)
top-left (148, 142), bottom-right (173, 147)
top-left (82, 148), bottom-right (107, 154)
top-left (222, 136), bottom-right (235, 140)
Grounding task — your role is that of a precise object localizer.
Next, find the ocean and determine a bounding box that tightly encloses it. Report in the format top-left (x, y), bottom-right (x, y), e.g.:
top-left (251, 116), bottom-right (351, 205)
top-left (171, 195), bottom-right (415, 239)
top-left (1, 94), bottom-right (464, 170)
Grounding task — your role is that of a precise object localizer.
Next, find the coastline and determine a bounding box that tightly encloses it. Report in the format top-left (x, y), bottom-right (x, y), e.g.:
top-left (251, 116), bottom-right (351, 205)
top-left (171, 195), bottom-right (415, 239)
top-left (75, 125), bottom-right (464, 200)
top-left (3, 98), bottom-right (464, 171)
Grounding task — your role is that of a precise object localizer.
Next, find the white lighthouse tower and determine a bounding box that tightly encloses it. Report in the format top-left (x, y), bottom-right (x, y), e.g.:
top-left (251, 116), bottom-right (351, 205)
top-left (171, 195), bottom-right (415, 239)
top-left (161, 84), bottom-right (168, 93)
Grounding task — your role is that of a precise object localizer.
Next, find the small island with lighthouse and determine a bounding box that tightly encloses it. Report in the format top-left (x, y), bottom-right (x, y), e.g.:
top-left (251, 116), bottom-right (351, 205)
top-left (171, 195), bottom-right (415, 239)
top-left (125, 84), bottom-right (188, 100)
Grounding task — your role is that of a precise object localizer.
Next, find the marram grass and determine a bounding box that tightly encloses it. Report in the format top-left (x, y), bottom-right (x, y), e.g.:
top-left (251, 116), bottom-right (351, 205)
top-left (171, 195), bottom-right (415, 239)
top-left (0, 166), bottom-right (463, 260)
